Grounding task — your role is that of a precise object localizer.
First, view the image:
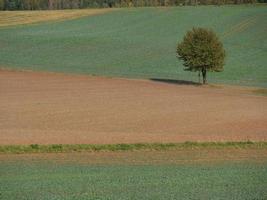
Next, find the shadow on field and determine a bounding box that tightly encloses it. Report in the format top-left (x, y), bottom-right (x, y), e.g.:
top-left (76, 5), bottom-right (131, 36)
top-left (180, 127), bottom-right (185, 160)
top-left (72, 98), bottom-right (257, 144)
top-left (150, 78), bottom-right (201, 86)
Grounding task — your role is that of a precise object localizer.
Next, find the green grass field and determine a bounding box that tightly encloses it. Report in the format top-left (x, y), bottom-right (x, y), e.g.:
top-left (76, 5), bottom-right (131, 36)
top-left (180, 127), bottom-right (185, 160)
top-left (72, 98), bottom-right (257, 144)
top-left (1, 149), bottom-right (267, 200)
top-left (0, 5), bottom-right (266, 87)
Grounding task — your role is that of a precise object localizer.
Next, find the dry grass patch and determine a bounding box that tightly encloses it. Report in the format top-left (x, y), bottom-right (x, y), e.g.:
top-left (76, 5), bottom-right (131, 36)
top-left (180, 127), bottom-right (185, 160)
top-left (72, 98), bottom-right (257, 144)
top-left (253, 88), bottom-right (267, 96)
top-left (0, 8), bottom-right (117, 27)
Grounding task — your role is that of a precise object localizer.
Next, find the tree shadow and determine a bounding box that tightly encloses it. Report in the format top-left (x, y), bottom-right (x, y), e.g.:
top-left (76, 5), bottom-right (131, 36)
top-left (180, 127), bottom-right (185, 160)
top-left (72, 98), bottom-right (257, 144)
top-left (150, 78), bottom-right (201, 86)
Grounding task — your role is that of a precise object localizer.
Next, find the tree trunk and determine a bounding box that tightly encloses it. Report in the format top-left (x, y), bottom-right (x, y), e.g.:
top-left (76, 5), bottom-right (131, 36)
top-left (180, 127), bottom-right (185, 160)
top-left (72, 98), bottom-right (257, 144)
top-left (48, 0), bottom-right (52, 9)
top-left (202, 68), bottom-right (207, 84)
top-left (198, 70), bottom-right (201, 83)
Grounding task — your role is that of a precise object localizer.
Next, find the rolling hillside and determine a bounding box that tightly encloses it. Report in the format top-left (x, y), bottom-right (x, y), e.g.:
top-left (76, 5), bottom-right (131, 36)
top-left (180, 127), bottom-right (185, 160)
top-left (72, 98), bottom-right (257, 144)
top-left (0, 5), bottom-right (266, 87)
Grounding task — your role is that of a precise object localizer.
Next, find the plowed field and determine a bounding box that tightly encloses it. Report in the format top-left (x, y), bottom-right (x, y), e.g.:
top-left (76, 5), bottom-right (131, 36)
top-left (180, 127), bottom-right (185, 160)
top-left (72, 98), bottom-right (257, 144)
top-left (1, 70), bottom-right (266, 145)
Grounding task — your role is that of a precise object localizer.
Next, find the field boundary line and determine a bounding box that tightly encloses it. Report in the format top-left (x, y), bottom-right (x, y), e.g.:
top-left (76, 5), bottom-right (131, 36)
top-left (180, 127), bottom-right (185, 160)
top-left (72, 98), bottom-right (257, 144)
top-left (0, 141), bottom-right (267, 154)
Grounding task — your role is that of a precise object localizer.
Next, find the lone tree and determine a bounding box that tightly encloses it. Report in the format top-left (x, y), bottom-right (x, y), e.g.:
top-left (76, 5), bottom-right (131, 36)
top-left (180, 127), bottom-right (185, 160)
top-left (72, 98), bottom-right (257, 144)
top-left (176, 27), bottom-right (225, 84)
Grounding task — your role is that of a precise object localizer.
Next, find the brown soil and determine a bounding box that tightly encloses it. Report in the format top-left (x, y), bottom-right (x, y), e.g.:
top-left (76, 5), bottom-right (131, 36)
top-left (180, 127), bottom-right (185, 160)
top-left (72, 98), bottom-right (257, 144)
top-left (0, 9), bottom-right (117, 27)
top-left (0, 70), bottom-right (267, 145)
top-left (1, 149), bottom-right (267, 165)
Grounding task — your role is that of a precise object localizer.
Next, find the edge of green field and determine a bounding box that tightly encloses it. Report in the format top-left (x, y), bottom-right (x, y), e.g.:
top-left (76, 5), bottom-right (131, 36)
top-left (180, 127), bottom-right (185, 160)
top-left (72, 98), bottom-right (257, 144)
top-left (1, 6), bottom-right (267, 88)
top-left (1, 141), bottom-right (267, 154)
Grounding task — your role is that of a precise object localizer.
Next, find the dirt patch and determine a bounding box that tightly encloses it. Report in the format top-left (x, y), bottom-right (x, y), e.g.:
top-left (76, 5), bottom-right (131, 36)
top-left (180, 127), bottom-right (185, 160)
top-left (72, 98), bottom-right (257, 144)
top-left (0, 8), bottom-right (117, 27)
top-left (0, 70), bottom-right (267, 145)
top-left (1, 149), bottom-right (267, 165)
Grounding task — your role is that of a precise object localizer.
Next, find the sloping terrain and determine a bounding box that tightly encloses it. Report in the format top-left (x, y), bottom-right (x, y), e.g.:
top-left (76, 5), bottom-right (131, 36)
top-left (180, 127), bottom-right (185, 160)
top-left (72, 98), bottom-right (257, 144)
top-left (0, 6), bottom-right (266, 87)
top-left (0, 9), bottom-right (116, 27)
top-left (1, 70), bottom-right (266, 145)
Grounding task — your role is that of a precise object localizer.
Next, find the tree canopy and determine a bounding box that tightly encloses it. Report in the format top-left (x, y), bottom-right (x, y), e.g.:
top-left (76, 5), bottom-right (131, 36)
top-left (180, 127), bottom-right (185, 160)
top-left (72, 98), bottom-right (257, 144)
top-left (176, 27), bottom-right (225, 84)
top-left (0, 0), bottom-right (262, 10)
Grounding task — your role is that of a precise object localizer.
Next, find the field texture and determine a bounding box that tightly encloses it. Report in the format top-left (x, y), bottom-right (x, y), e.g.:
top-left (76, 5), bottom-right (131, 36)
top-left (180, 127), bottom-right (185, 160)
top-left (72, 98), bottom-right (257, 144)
top-left (1, 7), bottom-right (266, 200)
top-left (0, 9), bottom-right (114, 27)
top-left (0, 6), bottom-right (266, 87)
top-left (1, 70), bottom-right (266, 145)
top-left (0, 149), bottom-right (267, 200)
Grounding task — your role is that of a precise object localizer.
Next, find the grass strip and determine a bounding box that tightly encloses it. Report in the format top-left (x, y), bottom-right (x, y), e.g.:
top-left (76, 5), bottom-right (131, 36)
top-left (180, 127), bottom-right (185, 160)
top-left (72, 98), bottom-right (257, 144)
top-left (0, 141), bottom-right (267, 154)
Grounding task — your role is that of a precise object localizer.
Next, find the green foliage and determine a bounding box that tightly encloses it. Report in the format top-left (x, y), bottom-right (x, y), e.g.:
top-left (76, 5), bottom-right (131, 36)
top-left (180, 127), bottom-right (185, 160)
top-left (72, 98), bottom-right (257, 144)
top-left (0, 0), bottom-right (4, 9)
top-left (177, 27), bottom-right (225, 72)
top-left (0, 141), bottom-right (266, 154)
top-left (0, 0), bottom-right (265, 10)
top-left (29, 144), bottom-right (39, 149)
top-left (177, 27), bottom-right (225, 84)
top-left (0, 6), bottom-right (266, 87)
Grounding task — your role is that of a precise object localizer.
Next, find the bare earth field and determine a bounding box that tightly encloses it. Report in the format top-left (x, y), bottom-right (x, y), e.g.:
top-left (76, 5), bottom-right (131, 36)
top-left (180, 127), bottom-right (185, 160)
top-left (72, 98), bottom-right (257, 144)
top-left (0, 69), bottom-right (267, 145)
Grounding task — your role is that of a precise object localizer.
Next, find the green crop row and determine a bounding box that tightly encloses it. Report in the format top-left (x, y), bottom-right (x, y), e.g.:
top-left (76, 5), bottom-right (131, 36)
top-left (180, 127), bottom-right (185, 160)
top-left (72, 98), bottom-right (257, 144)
top-left (1, 141), bottom-right (266, 154)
